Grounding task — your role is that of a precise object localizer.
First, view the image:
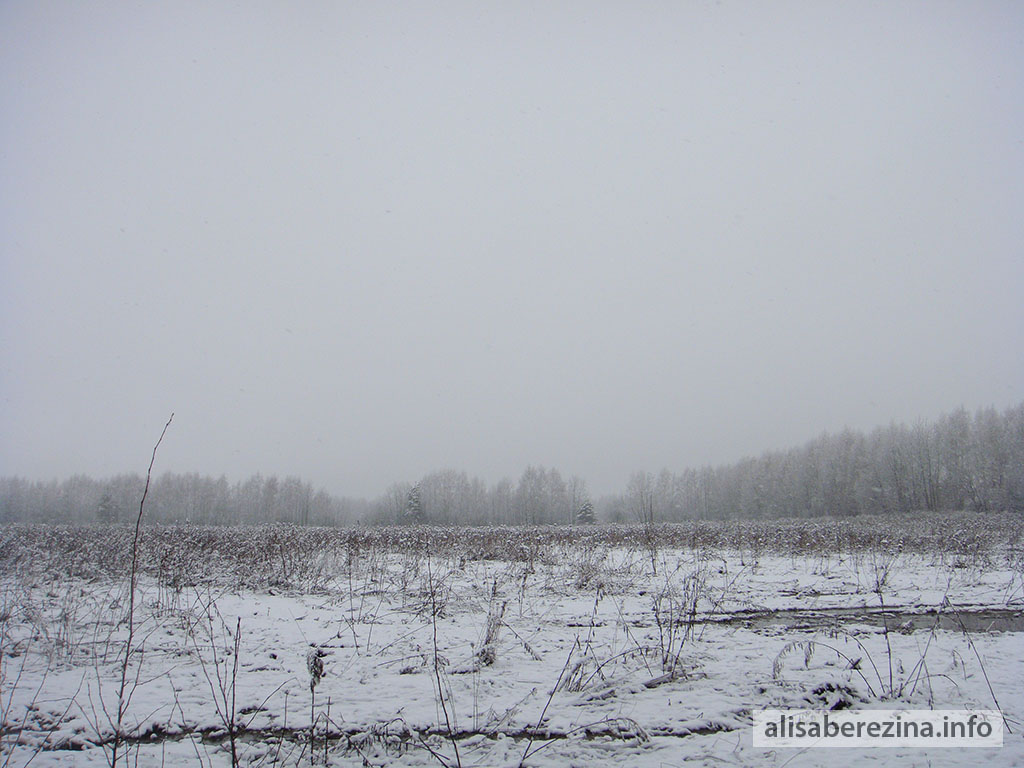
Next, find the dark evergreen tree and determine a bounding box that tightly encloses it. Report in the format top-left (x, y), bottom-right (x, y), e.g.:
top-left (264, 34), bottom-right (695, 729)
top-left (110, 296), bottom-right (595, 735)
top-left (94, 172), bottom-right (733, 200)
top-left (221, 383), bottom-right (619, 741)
top-left (577, 499), bottom-right (595, 524)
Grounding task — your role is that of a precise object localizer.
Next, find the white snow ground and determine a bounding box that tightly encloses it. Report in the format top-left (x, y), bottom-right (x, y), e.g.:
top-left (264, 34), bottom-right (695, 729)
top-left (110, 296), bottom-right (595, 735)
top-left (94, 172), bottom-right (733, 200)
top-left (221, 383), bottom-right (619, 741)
top-left (2, 543), bottom-right (1022, 767)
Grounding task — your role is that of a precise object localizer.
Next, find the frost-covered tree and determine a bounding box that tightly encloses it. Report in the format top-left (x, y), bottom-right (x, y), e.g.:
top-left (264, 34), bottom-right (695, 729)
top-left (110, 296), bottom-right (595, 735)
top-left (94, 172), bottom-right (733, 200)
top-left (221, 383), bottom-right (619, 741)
top-left (405, 483), bottom-right (422, 523)
top-left (97, 492), bottom-right (121, 525)
top-left (626, 471), bottom-right (656, 525)
top-left (567, 475), bottom-right (588, 524)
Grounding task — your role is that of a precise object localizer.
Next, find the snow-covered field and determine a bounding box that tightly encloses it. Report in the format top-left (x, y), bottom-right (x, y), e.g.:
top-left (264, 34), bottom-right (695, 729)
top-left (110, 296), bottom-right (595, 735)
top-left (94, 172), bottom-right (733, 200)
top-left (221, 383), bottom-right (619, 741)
top-left (1, 517), bottom-right (1022, 767)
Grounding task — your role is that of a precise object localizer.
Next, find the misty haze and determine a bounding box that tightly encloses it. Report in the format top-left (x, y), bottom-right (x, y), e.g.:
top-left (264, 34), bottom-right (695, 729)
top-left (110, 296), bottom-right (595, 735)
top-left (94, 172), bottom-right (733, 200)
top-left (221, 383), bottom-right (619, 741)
top-left (1, 2), bottom-right (1022, 767)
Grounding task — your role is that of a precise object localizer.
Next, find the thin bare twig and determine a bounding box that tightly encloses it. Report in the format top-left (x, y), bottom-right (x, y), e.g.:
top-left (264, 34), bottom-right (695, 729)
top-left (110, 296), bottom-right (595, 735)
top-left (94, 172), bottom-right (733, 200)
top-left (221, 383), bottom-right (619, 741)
top-left (112, 413), bottom-right (173, 768)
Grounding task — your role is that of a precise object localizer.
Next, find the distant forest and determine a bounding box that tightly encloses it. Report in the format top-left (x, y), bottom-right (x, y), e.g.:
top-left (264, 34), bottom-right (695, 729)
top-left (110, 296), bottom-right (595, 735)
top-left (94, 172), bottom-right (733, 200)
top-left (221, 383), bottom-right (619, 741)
top-left (2, 403), bottom-right (1021, 525)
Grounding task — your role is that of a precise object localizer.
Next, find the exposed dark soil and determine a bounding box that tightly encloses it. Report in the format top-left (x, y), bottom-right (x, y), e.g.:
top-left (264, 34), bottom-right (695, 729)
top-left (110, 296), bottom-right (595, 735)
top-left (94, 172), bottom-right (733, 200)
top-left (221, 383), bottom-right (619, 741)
top-left (709, 605), bottom-right (1024, 633)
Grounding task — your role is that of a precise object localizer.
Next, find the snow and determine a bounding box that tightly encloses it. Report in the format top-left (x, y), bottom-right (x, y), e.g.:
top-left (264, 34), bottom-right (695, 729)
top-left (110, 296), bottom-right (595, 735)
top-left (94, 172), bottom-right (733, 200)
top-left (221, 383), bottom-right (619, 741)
top-left (2, 534), bottom-right (1022, 766)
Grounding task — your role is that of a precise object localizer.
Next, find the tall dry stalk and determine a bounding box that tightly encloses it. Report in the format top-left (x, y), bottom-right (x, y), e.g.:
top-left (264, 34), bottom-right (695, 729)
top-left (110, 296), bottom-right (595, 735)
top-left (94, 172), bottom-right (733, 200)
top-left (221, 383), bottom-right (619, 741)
top-left (110, 413), bottom-right (173, 768)
top-left (427, 557), bottom-right (461, 768)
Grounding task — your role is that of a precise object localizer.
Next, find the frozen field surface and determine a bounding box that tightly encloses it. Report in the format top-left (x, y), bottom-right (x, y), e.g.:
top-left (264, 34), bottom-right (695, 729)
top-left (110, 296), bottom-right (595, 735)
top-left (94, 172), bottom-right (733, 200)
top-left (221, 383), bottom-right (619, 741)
top-left (1, 518), bottom-right (1022, 767)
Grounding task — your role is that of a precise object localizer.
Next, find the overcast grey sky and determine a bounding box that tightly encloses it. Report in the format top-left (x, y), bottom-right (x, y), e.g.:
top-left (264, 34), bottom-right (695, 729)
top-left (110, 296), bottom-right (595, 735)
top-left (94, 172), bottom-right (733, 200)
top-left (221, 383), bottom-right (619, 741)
top-left (1, 1), bottom-right (1022, 497)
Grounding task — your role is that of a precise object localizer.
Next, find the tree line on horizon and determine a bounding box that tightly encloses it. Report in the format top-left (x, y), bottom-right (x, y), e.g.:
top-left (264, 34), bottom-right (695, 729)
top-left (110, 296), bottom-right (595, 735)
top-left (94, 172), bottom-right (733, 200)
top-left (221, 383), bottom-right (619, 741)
top-left (1, 403), bottom-right (1021, 526)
